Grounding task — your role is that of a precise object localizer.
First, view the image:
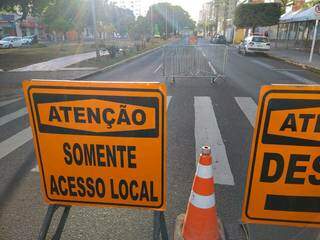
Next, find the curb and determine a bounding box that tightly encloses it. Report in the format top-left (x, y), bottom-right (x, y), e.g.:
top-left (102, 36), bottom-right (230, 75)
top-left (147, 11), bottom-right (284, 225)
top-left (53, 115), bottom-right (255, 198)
top-left (74, 45), bottom-right (164, 80)
top-left (174, 214), bottom-right (226, 240)
top-left (265, 52), bottom-right (320, 74)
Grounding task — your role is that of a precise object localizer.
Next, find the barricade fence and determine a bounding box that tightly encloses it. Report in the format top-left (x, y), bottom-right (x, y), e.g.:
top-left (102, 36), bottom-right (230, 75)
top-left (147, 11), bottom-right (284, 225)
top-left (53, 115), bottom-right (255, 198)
top-left (162, 44), bottom-right (228, 84)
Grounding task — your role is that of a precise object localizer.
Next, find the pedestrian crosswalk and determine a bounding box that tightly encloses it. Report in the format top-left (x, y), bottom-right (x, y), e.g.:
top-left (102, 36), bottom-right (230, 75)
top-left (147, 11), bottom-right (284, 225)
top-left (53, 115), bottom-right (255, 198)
top-left (194, 97), bottom-right (234, 185)
top-left (235, 97), bottom-right (257, 127)
top-left (0, 97), bottom-right (21, 107)
top-left (0, 127), bottom-right (32, 160)
top-left (0, 95), bottom-right (258, 186)
top-left (0, 107), bottom-right (28, 126)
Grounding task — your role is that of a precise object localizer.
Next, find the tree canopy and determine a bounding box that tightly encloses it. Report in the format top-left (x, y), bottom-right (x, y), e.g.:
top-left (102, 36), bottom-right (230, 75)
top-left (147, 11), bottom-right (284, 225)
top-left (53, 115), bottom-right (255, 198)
top-left (40, 0), bottom-right (134, 36)
top-left (0, 0), bottom-right (195, 41)
top-left (0, 0), bottom-right (48, 20)
top-left (128, 16), bottom-right (151, 41)
top-left (234, 3), bottom-right (281, 30)
top-left (146, 2), bottom-right (195, 37)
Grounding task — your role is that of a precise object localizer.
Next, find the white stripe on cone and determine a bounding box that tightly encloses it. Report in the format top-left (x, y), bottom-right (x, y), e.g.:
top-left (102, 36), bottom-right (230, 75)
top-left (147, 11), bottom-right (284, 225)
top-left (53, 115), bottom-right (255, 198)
top-left (196, 163), bottom-right (214, 179)
top-left (190, 191), bottom-right (216, 209)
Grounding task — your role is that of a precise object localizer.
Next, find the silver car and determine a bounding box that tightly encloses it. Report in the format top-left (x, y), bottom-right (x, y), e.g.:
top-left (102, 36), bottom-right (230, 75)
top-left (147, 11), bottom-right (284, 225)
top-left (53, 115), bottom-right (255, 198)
top-left (0, 36), bottom-right (23, 48)
top-left (238, 36), bottom-right (271, 55)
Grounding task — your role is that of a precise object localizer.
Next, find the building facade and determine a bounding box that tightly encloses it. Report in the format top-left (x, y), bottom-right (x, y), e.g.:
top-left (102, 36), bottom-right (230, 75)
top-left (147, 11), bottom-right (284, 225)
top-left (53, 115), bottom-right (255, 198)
top-left (276, 2), bottom-right (320, 53)
top-left (111, 0), bottom-right (142, 18)
top-left (0, 13), bottom-right (45, 39)
top-left (198, 0), bottom-right (237, 41)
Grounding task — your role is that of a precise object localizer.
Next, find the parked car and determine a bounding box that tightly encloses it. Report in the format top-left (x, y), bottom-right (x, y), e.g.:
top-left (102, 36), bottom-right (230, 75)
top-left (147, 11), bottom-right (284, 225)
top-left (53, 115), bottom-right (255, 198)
top-left (22, 36), bottom-right (32, 45)
top-left (238, 35), bottom-right (270, 55)
top-left (22, 35), bottom-right (38, 45)
top-left (210, 35), bottom-right (227, 44)
top-left (0, 36), bottom-right (23, 48)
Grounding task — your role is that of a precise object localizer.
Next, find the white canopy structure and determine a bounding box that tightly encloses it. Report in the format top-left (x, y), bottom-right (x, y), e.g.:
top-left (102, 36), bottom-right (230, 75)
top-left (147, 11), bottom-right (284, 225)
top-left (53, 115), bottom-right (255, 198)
top-left (280, 5), bottom-right (319, 23)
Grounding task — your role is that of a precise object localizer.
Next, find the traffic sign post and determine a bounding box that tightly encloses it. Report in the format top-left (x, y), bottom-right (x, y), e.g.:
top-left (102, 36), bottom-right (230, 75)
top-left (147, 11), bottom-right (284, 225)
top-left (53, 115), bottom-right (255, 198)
top-left (23, 80), bottom-right (168, 239)
top-left (242, 85), bottom-right (320, 228)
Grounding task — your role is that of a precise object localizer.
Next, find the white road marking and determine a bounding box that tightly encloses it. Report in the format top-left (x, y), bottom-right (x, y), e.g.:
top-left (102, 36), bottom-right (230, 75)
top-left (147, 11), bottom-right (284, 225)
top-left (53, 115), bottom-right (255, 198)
top-left (0, 98), bottom-right (21, 107)
top-left (167, 96), bottom-right (172, 109)
top-left (154, 64), bottom-right (163, 73)
top-left (199, 48), bottom-right (217, 75)
top-left (194, 96), bottom-right (235, 185)
top-left (31, 165), bottom-right (39, 172)
top-left (0, 107), bottom-right (28, 126)
top-left (250, 59), bottom-right (274, 70)
top-left (0, 127), bottom-right (32, 160)
top-left (235, 97), bottom-right (257, 127)
top-left (250, 59), bottom-right (316, 84)
top-left (272, 68), bottom-right (305, 72)
top-left (280, 70), bottom-right (316, 84)
top-left (208, 61), bottom-right (217, 75)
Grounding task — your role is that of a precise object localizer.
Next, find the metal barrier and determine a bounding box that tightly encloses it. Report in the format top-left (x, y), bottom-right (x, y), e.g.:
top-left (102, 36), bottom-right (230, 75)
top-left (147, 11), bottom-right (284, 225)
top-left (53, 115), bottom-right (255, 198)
top-left (162, 44), bottom-right (228, 84)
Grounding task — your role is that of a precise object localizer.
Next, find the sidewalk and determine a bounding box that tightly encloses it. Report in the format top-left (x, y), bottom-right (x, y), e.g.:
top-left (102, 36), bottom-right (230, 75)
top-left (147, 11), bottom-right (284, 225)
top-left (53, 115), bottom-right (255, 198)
top-left (11, 51), bottom-right (101, 72)
top-left (266, 48), bottom-right (320, 72)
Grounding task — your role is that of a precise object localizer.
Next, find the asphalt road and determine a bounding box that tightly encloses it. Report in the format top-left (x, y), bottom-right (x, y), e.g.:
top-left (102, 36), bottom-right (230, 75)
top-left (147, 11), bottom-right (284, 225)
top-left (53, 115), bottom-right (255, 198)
top-left (1, 40), bottom-right (320, 239)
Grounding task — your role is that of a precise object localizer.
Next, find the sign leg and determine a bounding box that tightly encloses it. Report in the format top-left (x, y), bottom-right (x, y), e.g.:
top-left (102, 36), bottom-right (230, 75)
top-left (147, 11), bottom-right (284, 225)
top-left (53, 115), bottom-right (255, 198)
top-left (38, 205), bottom-right (58, 240)
top-left (52, 206), bottom-right (71, 240)
top-left (153, 211), bottom-right (169, 240)
top-left (159, 211), bottom-right (169, 240)
top-left (153, 211), bottom-right (161, 240)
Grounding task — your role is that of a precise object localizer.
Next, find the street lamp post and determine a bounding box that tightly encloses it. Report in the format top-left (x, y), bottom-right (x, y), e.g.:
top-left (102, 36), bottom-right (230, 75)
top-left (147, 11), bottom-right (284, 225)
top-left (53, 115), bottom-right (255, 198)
top-left (165, 6), bottom-right (168, 39)
top-left (91, 0), bottom-right (100, 59)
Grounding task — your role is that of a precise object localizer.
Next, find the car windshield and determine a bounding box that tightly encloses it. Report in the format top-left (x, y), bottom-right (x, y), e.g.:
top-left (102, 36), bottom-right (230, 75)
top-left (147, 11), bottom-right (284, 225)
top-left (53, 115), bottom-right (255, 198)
top-left (252, 36), bottom-right (269, 42)
top-left (0, 1), bottom-right (319, 240)
top-left (1, 37), bottom-right (14, 41)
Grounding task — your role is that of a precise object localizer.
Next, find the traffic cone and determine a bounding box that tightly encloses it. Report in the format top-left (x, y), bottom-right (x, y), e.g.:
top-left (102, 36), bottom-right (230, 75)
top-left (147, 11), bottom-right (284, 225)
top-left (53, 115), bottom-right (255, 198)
top-left (182, 146), bottom-right (221, 240)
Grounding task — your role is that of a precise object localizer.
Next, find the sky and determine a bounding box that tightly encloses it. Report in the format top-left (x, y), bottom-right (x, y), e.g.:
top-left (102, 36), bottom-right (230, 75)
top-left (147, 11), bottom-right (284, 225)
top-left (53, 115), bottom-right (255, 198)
top-left (140, 0), bottom-right (207, 22)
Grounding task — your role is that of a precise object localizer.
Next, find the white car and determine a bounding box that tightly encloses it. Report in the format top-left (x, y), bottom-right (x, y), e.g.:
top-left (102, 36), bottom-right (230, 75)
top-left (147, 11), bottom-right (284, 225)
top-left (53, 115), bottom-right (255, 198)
top-left (238, 36), bottom-right (270, 55)
top-left (0, 36), bottom-right (23, 49)
top-left (22, 36), bottom-right (32, 45)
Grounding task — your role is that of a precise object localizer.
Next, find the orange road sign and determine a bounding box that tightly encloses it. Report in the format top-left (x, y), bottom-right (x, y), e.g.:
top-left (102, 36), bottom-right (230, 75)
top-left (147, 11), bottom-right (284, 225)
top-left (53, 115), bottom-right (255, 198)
top-left (242, 85), bottom-right (320, 227)
top-left (23, 80), bottom-right (167, 210)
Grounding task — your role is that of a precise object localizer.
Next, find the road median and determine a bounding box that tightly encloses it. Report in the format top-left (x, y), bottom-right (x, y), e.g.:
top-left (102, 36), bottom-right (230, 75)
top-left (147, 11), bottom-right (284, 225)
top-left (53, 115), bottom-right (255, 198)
top-left (75, 44), bottom-right (165, 80)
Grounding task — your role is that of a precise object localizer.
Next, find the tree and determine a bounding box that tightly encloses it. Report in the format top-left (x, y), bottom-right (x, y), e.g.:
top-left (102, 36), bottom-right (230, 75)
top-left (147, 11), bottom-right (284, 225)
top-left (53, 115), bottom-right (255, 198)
top-left (104, 3), bottom-right (135, 36)
top-left (234, 3), bottom-right (281, 32)
top-left (146, 2), bottom-right (195, 37)
top-left (303, 0), bottom-right (320, 9)
top-left (42, 0), bottom-right (89, 39)
top-left (279, 0), bottom-right (290, 14)
top-left (0, 0), bottom-right (48, 20)
top-left (128, 16), bottom-right (151, 41)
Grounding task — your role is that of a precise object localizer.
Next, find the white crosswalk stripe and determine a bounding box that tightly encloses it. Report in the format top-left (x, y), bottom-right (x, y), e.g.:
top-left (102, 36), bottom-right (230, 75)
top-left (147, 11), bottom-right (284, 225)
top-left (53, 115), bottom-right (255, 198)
top-left (0, 97), bottom-right (21, 107)
top-left (30, 165), bottom-right (39, 172)
top-left (194, 96), bottom-right (235, 185)
top-left (0, 127), bottom-right (32, 160)
top-left (167, 96), bottom-right (172, 109)
top-left (0, 107), bottom-right (28, 126)
top-left (235, 97), bottom-right (257, 127)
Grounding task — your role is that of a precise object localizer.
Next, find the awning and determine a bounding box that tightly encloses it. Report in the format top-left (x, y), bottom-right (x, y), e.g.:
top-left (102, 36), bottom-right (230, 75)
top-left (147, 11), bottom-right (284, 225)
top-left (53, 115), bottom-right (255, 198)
top-left (280, 6), bottom-right (319, 23)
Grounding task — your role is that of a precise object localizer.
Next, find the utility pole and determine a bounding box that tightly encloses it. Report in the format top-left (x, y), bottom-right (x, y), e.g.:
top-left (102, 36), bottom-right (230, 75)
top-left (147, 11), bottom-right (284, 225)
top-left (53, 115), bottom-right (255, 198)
top-left (172, 8), bottom-right (175, 35)
top-left (165, 6), bottom-right (168, 39)
top-left (91, 0), bottom-right (100, 59)
top-left (151, 5), bottom-right (153, 36)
